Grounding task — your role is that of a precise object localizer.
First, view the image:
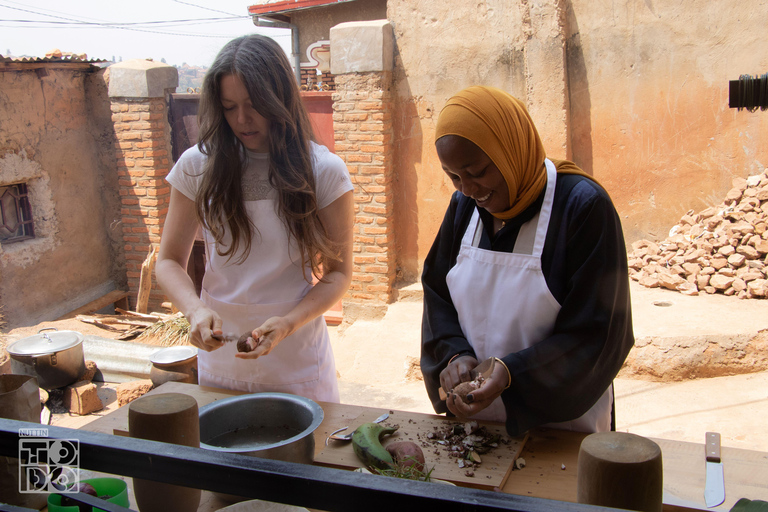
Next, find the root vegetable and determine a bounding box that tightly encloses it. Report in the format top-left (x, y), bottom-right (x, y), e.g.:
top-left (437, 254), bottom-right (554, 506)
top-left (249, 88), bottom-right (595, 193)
top-left (386, 441), bottom-right (426, 472)
top-left (65, 482), bottom-right (97, 496)
top-left (453, 380), bottom-right (481, 401)
top-left (61, 482), bottom-right (98, 511)
top-left (236, 332), bottom-right (259, 353)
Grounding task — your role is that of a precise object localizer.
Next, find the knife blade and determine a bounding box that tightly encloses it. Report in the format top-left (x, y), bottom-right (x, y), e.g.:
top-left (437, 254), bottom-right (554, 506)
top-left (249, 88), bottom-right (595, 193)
top-left (211, 332), bottom-right (239, 343)
top-left (704, 432), bottom-right (725, 508)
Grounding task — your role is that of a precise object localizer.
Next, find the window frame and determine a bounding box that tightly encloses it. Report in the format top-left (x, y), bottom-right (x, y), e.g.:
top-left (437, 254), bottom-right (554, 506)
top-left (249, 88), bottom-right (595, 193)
top-left (0, 182), bottom-right (35, 244)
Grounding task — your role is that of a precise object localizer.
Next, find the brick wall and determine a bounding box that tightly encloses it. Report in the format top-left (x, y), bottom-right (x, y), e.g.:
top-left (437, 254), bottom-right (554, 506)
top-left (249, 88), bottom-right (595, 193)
top-left (110, 96), bottom-right (172, 312)
top-left (300, 67), bottom-right (336, 91)
top-left (332, 72), bottom-right (395, 303)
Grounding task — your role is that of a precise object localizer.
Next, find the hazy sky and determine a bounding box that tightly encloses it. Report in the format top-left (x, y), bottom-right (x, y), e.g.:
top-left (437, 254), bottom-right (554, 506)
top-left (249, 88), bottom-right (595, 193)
top-left (0, 0), bottom-right (292, 67)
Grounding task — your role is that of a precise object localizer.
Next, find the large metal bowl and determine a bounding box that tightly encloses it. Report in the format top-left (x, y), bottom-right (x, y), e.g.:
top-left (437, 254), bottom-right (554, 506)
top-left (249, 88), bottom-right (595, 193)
top-left (198, 393), bottom-right (323, 465)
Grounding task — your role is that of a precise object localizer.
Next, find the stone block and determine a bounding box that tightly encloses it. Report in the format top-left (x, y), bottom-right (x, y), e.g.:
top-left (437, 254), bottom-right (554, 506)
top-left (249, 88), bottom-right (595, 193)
top-left (330, 20), bottom-right (394, 74)
top-left (64, 381), bottom-right (103, 415)
top-left (108, 59), bottom-right (179, 98)
top-left (79, 360), bottom-right (98, 382)
top-left (116, 379), bottom-right (154, 407)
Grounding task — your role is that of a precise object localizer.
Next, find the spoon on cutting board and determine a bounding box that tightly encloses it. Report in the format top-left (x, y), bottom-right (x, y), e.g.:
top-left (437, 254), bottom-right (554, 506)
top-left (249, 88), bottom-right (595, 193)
top-left (325, 412), bottom-right (389, 444)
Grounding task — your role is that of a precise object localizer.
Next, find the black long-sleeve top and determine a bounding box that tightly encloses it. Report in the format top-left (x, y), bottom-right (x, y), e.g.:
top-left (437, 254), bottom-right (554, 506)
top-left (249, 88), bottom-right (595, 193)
top-left (421, 173), bottom-right (635, 437)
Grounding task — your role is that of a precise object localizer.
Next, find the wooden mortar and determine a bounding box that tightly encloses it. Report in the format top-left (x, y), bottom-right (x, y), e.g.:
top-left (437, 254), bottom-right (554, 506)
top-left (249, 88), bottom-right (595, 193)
top-left (577, 431), bottom-right (663, 512)
top-left (129, 392), bottom-right (201, 512)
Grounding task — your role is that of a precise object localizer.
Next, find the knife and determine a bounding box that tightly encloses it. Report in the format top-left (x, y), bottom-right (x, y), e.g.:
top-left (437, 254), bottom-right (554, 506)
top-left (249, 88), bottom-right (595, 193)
top-left (211, 332), bottom-right (239, 343)
top-left (438, 357), bottom-right (495, 401)
top-left (704, 432), bottom-right (725, 508)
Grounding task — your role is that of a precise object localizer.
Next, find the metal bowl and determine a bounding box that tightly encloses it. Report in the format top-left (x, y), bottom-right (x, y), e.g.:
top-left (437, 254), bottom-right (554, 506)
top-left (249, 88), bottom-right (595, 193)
top-left (198, 393), bottom-right (323, 465)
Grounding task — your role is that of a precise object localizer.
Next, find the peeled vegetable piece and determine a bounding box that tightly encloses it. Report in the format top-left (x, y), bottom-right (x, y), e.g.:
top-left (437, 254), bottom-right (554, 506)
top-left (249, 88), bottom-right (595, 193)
top-left (386, 441), bottom-right (425, 472)
top-left (236, 332), bottom-right (259, 353)
top-left (453, 380), bottom-right (482, 401)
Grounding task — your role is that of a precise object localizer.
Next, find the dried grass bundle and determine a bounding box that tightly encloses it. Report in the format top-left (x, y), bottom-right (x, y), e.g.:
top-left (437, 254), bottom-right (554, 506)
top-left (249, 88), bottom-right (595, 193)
top-left (0, 308), bottom-right (6, 346)
top-left (135, 315), bottom-right (191, 346)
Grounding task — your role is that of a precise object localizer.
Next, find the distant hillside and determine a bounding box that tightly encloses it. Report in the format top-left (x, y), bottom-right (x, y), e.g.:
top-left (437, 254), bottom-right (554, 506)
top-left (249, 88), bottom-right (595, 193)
top-left (176, 63), bottom-right (207, 93)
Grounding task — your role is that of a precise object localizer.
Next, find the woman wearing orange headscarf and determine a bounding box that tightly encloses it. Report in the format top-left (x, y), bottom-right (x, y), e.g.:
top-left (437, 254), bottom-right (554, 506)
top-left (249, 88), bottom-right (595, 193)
top-left (421, 86), bottom-right (634, 436)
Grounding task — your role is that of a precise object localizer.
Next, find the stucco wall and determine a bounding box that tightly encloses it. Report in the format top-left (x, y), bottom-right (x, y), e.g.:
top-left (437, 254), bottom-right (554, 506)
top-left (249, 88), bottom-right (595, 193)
top-left (0, 65), bottom-right (125, 329)
top-left (387, 0), bottom-right (530, 282)
top-left (292, 0), bottom-right (387, 58)
top-left (386, 0), bottom-right (768, 282)
top-left (566, 0), bottom-right (768, 244)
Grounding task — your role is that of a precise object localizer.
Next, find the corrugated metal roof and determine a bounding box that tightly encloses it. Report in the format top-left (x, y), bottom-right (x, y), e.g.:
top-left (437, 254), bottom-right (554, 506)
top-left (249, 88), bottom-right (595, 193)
top-left (0, 54), bottom-right (108, 65)
top-left (248, 0), bottom-right (357, 16)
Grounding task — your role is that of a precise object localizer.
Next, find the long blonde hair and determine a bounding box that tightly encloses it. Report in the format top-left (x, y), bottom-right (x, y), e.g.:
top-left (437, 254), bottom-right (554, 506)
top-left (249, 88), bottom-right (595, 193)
top-left (196, 34), bottom-right (338, 279)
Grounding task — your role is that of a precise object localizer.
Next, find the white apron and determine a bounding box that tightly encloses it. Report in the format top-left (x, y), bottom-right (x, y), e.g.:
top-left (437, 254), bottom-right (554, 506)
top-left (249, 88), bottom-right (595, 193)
top-left (198, 198), bottom-right (339, 403)
top-left (446, 159), bottom-right (612, 432)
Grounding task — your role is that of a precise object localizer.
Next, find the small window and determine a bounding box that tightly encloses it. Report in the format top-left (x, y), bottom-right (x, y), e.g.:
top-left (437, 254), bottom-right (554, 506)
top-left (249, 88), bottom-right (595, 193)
top-left (0, 183), bottom-right (35, 243)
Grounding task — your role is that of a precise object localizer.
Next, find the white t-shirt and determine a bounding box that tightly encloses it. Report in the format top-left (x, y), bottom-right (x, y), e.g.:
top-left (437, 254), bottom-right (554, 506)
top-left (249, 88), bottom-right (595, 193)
top-left (167, 141), bottom-right (352, 209)
top-left (166, 141), bottom-right (353, 304)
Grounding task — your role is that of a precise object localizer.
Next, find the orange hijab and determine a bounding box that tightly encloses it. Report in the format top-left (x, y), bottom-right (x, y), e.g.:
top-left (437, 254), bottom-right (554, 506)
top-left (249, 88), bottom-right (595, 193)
top-left (435, 86), bottom-right (595, 220)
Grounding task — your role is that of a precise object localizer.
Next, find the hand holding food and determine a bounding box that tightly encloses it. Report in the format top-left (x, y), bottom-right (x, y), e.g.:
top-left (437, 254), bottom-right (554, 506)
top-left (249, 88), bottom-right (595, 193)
top-left (235, 316), bottom-right (293, 360)
top-left (439, 355), bottom-right (478, 399)
top-left (447, 363), bottom-right (509, 418)
top-left (187, 306), bottom-right (225, 352)
top-left (452, 375), bottom-right (486, 402)
top-left (236, 331), bottom-right (260, 353)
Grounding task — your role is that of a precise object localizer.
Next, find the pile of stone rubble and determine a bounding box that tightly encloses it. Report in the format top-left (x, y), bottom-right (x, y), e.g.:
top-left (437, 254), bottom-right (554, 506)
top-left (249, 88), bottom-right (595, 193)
top-left (628, 171), bottom-right (768, 299)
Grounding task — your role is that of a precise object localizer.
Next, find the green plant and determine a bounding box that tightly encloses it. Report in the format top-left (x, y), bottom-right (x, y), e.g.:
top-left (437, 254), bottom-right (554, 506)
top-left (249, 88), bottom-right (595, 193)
top-left (370, 460), bottom-right (436, 482)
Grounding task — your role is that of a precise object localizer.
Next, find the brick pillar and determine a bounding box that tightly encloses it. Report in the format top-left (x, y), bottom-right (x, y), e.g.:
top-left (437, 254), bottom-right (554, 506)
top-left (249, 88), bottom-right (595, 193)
top-left (108, 60), bottom-right (178, 312)
top-left (331, 20), bottom-right (396, 305)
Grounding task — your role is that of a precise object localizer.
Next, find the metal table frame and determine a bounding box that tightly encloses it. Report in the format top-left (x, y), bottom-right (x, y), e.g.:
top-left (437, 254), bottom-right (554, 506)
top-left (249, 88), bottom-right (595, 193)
top-left (1, 418), bottom-right (610, 512)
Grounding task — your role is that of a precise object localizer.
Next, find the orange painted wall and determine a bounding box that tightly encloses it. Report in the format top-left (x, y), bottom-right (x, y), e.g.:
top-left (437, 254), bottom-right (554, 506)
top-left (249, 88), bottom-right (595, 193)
top-left (387, 0), bottom-right (768, 282)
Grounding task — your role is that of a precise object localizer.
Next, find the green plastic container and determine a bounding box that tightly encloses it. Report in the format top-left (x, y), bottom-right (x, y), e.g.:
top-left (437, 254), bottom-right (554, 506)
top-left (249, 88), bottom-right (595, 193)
top-left (47, 477), bottom-right (130, 512)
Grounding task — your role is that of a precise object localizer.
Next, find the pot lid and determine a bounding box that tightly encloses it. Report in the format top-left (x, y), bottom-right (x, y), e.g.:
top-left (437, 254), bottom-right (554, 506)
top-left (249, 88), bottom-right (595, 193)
top-left (150, 346), bottom-right (198, 365)
top-left (7, 330), bottom-right (84, 356)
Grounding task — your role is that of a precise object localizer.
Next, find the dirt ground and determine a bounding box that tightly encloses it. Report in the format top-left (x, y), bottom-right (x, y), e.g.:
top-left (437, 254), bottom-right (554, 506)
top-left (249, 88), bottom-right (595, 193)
top-left (2, 317), bottom-right (154, 347)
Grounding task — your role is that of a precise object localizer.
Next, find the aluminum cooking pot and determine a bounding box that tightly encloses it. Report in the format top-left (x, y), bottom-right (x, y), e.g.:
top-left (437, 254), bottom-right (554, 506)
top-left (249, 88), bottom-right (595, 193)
top-left (6, 329), bottom-right (86, 390)
top-left (199, 392), bottom-right (323, 462)
top-left (198, 392), bottom-right (324, 503)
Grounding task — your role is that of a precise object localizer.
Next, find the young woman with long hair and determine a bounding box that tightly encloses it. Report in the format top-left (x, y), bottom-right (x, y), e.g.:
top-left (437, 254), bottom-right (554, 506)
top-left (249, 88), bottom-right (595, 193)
top-left (157, 35), bottom-right (354, 402)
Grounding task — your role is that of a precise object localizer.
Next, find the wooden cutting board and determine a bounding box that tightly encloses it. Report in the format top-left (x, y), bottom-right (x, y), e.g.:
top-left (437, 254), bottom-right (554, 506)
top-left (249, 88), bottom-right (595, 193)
top-left (85, 383), bottom-right (527, 491)
top-left (315, 404), bottom-right (528, 490)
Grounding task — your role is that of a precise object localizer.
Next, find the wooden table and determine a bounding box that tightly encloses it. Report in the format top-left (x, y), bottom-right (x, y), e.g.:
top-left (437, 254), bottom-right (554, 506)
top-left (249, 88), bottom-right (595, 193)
top-left (81, 382), bottom-right (768, 512)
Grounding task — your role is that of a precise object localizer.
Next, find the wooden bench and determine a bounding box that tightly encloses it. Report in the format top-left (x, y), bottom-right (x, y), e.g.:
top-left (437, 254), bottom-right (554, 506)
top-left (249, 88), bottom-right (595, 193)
top-left (57, 289), bottom-right (131, 320)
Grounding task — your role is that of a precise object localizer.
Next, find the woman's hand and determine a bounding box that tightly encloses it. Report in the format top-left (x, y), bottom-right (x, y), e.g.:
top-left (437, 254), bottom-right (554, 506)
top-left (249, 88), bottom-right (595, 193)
top-left (439, 355), bottom-right (478, 399)
top-left (157, 187), bottom-right (225, 351)
top-left (186, 305), bottom-right (226, 352)
top-left (445, 362), bottom-right (510, 418)
top-left (235, 316), bottom-right (293, 360)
